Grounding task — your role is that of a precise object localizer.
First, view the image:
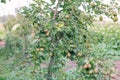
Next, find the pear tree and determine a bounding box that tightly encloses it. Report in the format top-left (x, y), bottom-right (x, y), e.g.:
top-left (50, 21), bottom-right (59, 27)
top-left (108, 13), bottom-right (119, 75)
top-left (16, 0), bottom-right (120, 80)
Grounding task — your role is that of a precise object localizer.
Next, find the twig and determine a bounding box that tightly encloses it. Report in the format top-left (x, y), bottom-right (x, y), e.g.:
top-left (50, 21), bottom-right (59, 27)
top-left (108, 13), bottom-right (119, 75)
top-left (52, 1), bottom-right (59, 20)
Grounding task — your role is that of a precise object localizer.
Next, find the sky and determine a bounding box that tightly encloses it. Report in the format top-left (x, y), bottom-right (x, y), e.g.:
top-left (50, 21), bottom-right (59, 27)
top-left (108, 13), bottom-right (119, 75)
top-left (0, 0), bottom-right (113, 16)
top-left (0, 0), bottom-right (32, 16)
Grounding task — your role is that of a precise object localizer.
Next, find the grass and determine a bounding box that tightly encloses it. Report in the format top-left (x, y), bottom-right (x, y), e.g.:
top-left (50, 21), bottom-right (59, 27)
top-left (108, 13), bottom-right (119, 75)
top-left (0, 48), bottom-right (35, 80)
top-left (0, 48), bottom-right (8, 79)
top-left (91, 22), bottom-right (120, 61)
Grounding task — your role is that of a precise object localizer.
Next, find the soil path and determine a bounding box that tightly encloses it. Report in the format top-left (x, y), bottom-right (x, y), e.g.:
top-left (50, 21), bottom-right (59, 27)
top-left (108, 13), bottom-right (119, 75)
top-left (112, 60), bottom-right (120, 80)
top-left (0, 41), bottom-right (5, 47)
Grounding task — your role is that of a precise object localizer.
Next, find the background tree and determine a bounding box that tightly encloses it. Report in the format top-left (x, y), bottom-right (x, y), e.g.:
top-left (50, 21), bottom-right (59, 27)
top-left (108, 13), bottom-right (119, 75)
top-left (0, 0), bottom-right (10, 3)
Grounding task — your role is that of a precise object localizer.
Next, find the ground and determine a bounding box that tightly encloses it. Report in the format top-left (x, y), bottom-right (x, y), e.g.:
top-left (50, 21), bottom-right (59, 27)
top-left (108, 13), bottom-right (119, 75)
top-left (0, 41), bottom-right (120, 80)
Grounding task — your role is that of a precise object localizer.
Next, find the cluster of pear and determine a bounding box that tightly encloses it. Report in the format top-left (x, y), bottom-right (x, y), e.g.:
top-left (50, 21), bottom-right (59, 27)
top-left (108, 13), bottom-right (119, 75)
top-left (83, 61), bottom-right (99, 75)
top-left (112, 12), bottom-right (118, 22)
top-left (99, 11), bottom-right (118, 22)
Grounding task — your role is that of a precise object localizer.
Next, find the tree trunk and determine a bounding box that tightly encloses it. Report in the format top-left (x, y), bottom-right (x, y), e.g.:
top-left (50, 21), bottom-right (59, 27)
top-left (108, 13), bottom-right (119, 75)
top-left (47, 55), bottom-right (55, 80)
top-left (22, 34), bottom-right (27, 60)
